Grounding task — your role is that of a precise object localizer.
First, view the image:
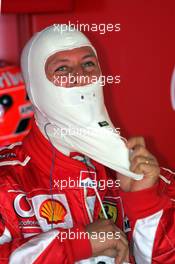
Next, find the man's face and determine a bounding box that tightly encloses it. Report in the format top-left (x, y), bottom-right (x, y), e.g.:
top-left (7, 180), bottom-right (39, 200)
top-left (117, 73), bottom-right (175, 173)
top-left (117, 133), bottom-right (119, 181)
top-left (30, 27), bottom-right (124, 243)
top-left (45, 46), bottom-right (101, 88)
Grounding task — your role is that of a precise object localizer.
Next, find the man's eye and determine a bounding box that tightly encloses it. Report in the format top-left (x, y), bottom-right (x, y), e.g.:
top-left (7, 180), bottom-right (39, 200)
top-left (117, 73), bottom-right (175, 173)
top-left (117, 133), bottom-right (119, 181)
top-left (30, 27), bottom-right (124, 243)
top-left (55, 66), bottom-right (68, 72)
top-left (83, 61), bottom-right (95, 67)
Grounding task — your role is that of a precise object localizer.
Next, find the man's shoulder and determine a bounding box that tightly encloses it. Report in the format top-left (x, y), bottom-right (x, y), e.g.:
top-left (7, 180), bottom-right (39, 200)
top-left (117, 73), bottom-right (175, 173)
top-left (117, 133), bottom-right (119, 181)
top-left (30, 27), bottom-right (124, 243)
top-left (0, 142), bottom-right (30, 181)
top-left (0, 142), bottom-right (25, 164)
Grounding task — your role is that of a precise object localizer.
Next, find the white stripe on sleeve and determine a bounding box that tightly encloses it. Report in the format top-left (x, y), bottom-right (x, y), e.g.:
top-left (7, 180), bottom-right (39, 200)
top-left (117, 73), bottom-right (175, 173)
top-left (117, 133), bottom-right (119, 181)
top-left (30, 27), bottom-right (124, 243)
top-left (133, 210), bottom-right (163, 264)
top-left (0, 227), bottom-right (12, 245)
top-left (9, 229), bottom-right (59, 264)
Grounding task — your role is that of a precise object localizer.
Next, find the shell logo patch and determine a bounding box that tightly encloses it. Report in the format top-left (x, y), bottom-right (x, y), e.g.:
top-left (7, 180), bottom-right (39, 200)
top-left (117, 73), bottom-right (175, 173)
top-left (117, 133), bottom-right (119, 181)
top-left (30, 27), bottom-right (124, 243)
top-left (99, 201), bottom-right (117, 223)
top-left (39, 199), bottom-right (67, 224)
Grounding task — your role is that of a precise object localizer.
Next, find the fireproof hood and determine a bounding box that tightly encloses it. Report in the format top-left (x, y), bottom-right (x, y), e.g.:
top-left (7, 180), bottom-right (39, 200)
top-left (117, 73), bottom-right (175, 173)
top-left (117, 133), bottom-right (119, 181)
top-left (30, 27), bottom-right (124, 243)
top-left (21, 24), bottom-right (143, 180)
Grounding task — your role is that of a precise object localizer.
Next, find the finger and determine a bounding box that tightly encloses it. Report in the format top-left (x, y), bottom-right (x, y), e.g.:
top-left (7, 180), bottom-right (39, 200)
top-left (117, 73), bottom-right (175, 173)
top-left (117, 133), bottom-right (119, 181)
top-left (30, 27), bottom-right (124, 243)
top-left (129, 145), bottom-right (154, 162)
top-left (108, 228), bottom-right (128, 248)
top-left (103, 248), bottom-right (118, 258)
top-left (115, 245), bottom-right (129, 264)
top-left (110, 222), bottom-right (127, 239)
top-left (126, 137), bottom-right (146, 149)
top-left (114, 234), bottom-right (129, 250)
top-left (115, 256), bottom-right (120, 264)
top-left (132, 163), bottom-right (160, 177)
top-left (118, 229), bottom-right (127, 239)
top-left (130, 155), bottom-right (158, 172)
top-left (107, 223), bottom-right (128, 248)
top-left (120, 248), bottom-right (130, 264)
top-left (124, 248), bottom-right (130, 262)
top-left (114, 231), bottom-right (128, 246)
top-left (116, 252), bottom-right (128, 264)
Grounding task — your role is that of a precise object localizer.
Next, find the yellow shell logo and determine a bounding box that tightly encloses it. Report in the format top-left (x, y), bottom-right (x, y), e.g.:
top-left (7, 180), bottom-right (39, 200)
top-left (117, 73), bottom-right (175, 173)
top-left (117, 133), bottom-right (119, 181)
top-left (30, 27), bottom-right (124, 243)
top-left (39, 199), bottom-right (67, 224)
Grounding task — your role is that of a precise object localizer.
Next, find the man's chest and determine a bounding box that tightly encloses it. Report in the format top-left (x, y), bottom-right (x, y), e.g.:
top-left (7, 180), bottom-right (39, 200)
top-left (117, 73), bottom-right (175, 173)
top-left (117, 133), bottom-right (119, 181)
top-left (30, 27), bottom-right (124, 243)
top-left (1, 162), bottom-right (124, 239)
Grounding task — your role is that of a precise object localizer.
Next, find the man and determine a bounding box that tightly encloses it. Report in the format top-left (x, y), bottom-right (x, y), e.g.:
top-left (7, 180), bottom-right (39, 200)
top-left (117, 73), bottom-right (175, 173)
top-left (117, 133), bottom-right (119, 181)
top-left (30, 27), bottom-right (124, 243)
top-left (0, 24), bottom-right (174, 264)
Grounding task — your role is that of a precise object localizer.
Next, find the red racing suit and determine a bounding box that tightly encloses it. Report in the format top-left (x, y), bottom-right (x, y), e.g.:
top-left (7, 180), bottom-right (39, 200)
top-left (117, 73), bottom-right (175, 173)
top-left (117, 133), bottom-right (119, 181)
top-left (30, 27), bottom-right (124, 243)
top-left (0, 120), bottom-right (175, 264)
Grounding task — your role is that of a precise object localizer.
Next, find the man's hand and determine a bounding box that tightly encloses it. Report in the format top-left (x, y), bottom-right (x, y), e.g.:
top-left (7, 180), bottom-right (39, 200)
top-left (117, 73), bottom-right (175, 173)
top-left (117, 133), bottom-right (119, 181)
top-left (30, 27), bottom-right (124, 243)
top-left (86, 219), bottom-right (129, 264)
top-left (118, 137), bottom-right (160, 192)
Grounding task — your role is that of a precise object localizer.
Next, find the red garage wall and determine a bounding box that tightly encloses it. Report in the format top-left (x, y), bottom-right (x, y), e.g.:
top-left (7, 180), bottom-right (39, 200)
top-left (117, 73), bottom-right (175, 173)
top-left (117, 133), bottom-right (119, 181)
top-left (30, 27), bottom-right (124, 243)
top-left (1, 0), bottom-right (175, 169)
top-left (30, 0), bottom-right (175, 169)
top-left (0, 15), bottom-right (19, 63)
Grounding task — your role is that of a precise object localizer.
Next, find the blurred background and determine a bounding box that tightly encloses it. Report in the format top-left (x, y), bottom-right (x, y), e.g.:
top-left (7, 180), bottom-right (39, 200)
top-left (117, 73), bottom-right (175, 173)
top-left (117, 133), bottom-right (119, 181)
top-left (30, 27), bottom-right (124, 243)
top-left (0, 0), bottom-right (175, 169)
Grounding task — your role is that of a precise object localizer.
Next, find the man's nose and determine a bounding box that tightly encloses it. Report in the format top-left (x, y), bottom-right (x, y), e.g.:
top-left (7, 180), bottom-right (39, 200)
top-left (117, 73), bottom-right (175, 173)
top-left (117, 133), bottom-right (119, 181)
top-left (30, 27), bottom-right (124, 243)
top-left (73, 65), bottom-right (84, 77)
top-left (70, 66), bottom-right (89, 87)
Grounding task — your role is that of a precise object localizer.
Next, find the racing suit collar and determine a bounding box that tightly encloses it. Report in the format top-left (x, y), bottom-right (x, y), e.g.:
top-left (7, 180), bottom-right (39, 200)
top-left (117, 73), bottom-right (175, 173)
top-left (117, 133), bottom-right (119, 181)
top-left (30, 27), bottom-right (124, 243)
top-left (23, 119), bottom-right (95, 176)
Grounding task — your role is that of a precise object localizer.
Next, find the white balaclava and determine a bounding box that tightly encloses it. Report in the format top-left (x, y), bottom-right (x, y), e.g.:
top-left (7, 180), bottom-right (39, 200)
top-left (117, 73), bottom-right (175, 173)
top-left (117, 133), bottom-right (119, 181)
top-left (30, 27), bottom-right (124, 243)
top-left (21, 24), bottom-right (143, 180)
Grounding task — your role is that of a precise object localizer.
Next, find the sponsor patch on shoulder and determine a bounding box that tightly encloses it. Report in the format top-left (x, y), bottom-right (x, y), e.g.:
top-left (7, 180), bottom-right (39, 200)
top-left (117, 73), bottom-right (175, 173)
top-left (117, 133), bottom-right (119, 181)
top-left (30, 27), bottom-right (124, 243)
top-left (0, 152), bottom-right (16, 160)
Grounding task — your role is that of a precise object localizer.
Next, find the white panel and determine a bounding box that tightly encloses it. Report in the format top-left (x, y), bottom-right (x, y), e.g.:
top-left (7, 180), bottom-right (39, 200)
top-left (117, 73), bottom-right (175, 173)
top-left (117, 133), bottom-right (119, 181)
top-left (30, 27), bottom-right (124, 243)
top-left (0, 227), bottom-right (12, 244)
top-left (10, 229), bottom-right (59, 264)
top-left (133, 210), bottom-right (163, 264)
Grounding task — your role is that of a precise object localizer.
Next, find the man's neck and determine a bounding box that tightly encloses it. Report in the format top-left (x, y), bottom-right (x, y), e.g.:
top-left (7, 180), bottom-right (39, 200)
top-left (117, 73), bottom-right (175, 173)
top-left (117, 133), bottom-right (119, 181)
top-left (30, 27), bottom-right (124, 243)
top-left (35, 119), bottom-right (73, 157)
